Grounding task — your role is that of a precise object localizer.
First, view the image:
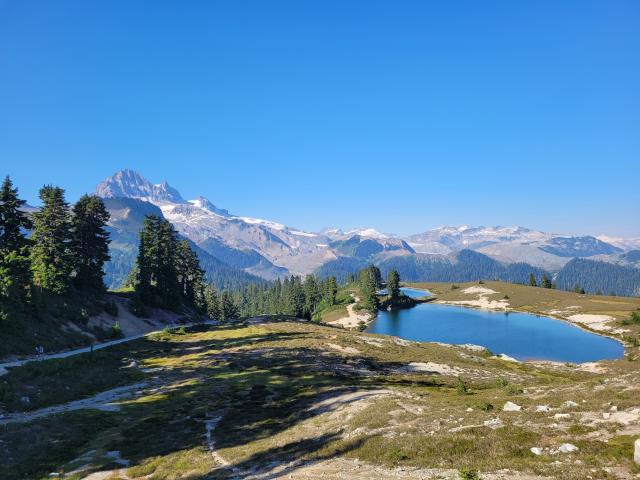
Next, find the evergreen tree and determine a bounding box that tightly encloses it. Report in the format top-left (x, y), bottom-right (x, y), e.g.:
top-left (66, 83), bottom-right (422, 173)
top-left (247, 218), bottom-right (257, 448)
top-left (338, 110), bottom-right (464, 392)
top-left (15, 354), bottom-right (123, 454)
top-left (135, 215), bottom-right (159, 301)
top-left (219, 290), bottom-right (237, 321)
top-left (0, 176), bottom-right (32, 251)
top-left (71, 195), bottom-right (110, 290)
top-left (30, 186), bottom-right (74, 294)
top-left (541, 274), bottom-right (553, 289)
top-left (323, 276), bottom-right (338, 305)
top-left (175, 239), bottom-right (206, 309)
top-left (156, 219), bottom-right (180, 306)
top-left (135, 215), bottom-right (180, 308)
top-left (204, 285), bottom-right (221, 320)
top-left (359, 265), bottom-right (379, 310)
top-left (0, 176), bottom-right (32, 305)
top-left (387, 269), bottom-right (400, 300)
top-left (289, 275), bottom-right (305, 317)
top-left (303, 275), bottom-right (320, 318)
top-left (123, 265), bottom-right (139, 288)
top-left (529, 273), bottom-right (537, 287)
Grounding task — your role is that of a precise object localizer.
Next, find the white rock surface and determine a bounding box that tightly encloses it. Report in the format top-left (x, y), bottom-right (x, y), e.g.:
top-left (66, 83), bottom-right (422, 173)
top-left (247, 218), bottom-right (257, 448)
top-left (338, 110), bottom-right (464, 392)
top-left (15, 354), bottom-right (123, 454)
top-left (530, 447), bottom-right (543, 456)
top-left (558, 443), bottom-right (578, 453)
top-left (535, 405), bottom-right (550, 412)
top-left (483, 417), bottom-right (504, 429)
top-left (634, 438), bottom-right (640, 465)
top-left (562, 400), bottom-right (578, 408)
top-left (503, 401), bottom-right (522, 412)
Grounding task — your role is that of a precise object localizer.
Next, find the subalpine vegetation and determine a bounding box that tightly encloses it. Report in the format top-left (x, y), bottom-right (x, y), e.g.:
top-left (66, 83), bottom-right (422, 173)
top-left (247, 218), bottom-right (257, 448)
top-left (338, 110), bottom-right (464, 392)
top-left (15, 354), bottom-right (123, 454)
top-left (128, 215), bottom-right (207, 312)
top-left (223, 275), bottom-right (340, 320)
top-left (0, 177), bottom-right (111, 321)
top-left (0, 177), bottom-right (215, 356)
top-left (0, 177), bottom-right (119, 355)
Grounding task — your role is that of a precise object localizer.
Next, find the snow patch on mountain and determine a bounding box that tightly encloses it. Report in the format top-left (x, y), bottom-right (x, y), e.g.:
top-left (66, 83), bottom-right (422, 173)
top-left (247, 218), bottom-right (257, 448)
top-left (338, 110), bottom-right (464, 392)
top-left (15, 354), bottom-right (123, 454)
top-left (95, 171), bottom-right (639, 277)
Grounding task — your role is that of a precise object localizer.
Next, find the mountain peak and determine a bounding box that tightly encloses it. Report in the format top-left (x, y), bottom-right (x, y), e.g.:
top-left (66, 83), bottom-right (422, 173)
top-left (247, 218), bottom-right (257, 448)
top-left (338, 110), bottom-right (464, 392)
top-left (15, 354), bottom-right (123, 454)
top-left (188, 196), bottom-right (231, 217)
top-left (345, 227), bottom-right (389, 239)
top-left (95, 169), bottom-right (185, 204)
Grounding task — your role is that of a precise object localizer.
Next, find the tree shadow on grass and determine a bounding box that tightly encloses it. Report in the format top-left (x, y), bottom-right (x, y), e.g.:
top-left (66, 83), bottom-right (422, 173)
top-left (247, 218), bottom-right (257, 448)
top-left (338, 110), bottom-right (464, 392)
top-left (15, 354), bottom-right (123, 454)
top-left (1, 324), bottom-right (448, 480)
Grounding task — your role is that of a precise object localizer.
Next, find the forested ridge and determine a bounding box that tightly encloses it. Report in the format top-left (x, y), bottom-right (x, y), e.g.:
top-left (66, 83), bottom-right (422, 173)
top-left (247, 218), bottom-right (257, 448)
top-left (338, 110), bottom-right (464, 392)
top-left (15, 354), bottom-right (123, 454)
top-left (555, 258), bottom-right (640, 296)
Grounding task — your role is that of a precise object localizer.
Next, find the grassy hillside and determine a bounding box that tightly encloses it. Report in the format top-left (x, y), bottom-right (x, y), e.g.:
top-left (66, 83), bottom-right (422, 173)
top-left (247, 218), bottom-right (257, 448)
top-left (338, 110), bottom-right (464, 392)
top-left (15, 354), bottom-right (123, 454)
top-left (2, 320), bottom-right (639, 479)
top-left (0, 290), bottom-right (119, 359)
top-left (410, 281), bottom-right (640, 320)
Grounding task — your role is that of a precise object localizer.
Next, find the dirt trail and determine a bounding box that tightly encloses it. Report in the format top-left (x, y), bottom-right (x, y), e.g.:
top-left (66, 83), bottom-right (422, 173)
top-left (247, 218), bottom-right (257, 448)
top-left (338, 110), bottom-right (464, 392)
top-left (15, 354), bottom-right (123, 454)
top-left (0, 319), bottom-right (216, 375)
top-left (327, 295), bottom-right (372, 329)
top-left (205, 412), bottom-right (231, 467)
top-left (0, 382), bottom-right (147, 425)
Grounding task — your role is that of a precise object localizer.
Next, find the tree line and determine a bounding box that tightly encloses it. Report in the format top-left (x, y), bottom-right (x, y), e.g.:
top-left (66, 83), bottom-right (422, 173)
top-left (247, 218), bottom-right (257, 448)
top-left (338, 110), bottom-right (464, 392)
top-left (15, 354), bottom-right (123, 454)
top-left (223, 275), bottom-right (339, 320)
top-left (0, 177), bottom-right (111, 320)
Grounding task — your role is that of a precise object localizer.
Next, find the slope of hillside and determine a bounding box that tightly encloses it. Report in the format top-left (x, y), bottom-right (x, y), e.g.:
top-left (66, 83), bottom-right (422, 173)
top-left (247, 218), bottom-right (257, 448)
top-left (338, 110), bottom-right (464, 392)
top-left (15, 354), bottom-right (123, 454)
top-left (555, 258), bottom-right (640, 296)
top-left (97, 170), bottom-right (335, 276)
top-left (316, 249), bottom-right (549, 286)
top-left (3, 318), bottom-right (640, 480)
top-left (94, 170), bottom-right (640, 291)
top-left (102, 197), bottom-right (265, 290)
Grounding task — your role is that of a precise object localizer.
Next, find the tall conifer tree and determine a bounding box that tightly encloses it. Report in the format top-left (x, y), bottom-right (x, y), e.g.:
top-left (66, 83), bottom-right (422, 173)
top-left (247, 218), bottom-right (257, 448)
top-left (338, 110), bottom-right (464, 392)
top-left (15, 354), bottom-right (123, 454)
top-left (71, 194), bottom-right (111, 290)
top-left (387, 269), bottom-right (400, 300)
top-left (30, 186), bottom-right (73, 294)
top-left (0, 176), bottom-right (32, 304)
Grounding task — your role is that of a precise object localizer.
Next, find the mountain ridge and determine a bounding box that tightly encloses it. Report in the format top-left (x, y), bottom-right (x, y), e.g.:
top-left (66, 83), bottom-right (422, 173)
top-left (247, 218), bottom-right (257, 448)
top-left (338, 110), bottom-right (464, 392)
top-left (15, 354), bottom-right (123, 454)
top-left (94, 169), bottom-right (640, 293)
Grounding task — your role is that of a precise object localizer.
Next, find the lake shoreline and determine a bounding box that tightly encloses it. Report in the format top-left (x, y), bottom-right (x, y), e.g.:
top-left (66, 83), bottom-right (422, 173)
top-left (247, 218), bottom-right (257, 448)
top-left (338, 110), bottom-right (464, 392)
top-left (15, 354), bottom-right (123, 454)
top-left (366, 286), bottom-right (625, 364)
top-left (428, 297), bottom-right (627, 351)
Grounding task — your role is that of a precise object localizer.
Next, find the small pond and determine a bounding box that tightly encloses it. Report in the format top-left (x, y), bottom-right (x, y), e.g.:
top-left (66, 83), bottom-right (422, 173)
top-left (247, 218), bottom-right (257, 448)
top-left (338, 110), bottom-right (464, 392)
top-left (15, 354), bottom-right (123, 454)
top-left (366, 288), bottom-right (624, 362)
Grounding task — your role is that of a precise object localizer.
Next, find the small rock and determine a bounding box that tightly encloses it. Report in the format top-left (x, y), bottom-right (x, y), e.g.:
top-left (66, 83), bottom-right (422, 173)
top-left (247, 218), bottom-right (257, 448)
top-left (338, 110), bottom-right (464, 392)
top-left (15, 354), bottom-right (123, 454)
top-left (536, 405), bottom-right (550, 412)
top-left (466, 407), bottom-right (474, 412)
top-left (634, 438), bottom-right (640, 465)
top-left (530, 447), bottom-right (543, 456)
top-left (559, 443), bottom-right (579, 453)
top-left (483, 417), bottom-right (504, 429)
top-left (554, 413), bottom-right (571, 420)
top-left (603, 412), bottom-right (611, 419)
top-left (503, 401), bottom-right (521, 412)
top-left (563, 400), bottom-right (579, 408)
top-left (610, 405), bottom-right (618, 412)
top-left (496, 353), bottom-right (519, 362)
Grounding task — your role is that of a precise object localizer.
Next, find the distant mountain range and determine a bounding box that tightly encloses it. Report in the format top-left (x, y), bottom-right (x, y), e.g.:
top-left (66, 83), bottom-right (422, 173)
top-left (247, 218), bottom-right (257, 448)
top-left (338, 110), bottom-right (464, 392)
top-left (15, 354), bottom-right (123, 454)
top-left (92, 169), bottom-right (640, 296)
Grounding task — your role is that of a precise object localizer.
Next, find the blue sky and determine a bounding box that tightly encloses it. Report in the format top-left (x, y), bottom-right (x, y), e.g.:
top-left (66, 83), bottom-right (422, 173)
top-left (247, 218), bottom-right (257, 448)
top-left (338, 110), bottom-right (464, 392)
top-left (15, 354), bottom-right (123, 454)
top-left (1, 1), bottom-right (639, 236)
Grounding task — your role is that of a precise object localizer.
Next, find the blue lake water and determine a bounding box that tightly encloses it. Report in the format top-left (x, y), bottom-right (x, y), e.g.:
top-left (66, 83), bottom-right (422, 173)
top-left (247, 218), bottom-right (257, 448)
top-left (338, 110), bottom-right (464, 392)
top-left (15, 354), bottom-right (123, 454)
top-left (366, 288), bottom-right (624, 362)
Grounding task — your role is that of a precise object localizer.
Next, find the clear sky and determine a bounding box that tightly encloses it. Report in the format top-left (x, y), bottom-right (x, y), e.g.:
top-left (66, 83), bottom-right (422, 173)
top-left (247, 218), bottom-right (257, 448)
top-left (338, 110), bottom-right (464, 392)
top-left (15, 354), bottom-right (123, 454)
top-left (1, 1), bottom-right (639, 237)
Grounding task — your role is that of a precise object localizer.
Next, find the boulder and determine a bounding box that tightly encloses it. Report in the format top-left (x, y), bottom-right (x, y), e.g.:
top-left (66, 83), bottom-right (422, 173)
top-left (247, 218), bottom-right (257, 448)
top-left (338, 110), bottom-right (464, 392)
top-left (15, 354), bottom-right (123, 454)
top-left (530, 447), bottom-right (543, 456)
top-left (535, 405), bottom-right (550, 412)
top-left (503, 401), bottom-right (522, 412)
top-left (562, 400), bottom-right (579, 408)
top-left (634, 438), bottom-right (640, 465)
top-left (558, 443), bottom-right (578, 453)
